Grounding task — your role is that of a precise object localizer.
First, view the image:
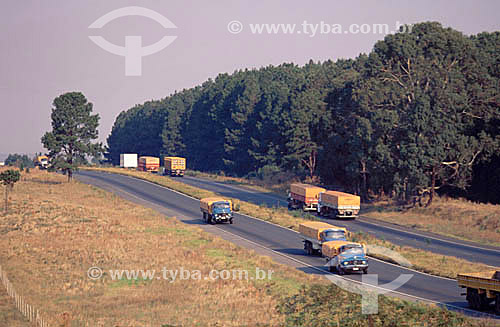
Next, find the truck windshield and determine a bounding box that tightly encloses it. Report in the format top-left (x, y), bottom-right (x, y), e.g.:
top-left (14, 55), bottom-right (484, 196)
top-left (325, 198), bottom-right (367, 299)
top-left (323, 230), bottom-right (346, 241)
top-left (341, 247), bottom-right (364, 255)
top-left (213, 202), bottom-right (230, 209)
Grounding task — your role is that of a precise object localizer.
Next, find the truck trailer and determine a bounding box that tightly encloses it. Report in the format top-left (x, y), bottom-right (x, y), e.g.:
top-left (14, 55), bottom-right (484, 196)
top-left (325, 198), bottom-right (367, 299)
top-left (299, 221), bottom-right (368, 274)
top-left (317, 190), bottom-right (361, 218)
top-left (457, 270), bottom-right (500, 313)
top-left (138, 156), bottom-right (160, 173)
top-left (200, 197), bottom-right (234, 224)
top-left (164, 156), bottom-right (186, 177)
top-left (288, 183), bottom-right (326, 211)
top-left (120, 153), bottom-right (138, 168)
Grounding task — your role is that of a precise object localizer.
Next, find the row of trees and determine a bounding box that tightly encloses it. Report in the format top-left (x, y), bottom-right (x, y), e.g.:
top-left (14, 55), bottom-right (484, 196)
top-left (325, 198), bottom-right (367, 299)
top-left (106, 22), bottom-right (500, 204)
top-left (4, 154), bottom-right (35, 168)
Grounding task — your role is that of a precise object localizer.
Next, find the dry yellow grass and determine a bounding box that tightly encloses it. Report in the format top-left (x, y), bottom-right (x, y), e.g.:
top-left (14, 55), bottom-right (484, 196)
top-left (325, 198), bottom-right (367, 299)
top-left (185, 169), bottom-right (292, 197)
top-left (364, 197), bottom-right (500, 247)
top-left (0, 287), bottom-right (29, 327)
top-left (84, 167), bottom-right (497, 279)
top-left (0, 168), bottom-right (319, 326)
top-left (0, 167), bottom-right (495, 326)
top-left (350, 232), bottom-right (495, 279)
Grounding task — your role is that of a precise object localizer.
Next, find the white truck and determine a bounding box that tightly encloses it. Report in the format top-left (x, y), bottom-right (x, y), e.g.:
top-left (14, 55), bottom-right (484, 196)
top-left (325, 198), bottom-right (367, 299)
top-left (120, 153), bottom-right (138, 168)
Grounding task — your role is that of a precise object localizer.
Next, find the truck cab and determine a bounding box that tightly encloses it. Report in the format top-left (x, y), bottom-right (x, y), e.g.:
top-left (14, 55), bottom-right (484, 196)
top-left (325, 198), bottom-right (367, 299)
top-left (212, 201), bottom-right (232, 220)
top-left (35, 155), bottom-right (49, 169)
top-left (328, 243), bottom-right (368, 275)
top-left (320, 228), bottom-right (347, 242)
top-left (200, 197), bottom-right (234, 224)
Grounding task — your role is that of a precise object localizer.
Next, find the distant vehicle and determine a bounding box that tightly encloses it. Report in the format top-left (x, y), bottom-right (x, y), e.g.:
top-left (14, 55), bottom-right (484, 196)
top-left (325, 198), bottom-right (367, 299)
top-left (317, 191), bottom-right (361, 219)
top-left (34, 155), bottom-right (49, 169)
top-left (120, 153), bottom-right (138, 168)
top-left (457, 270), bottom-right (500, 314)
top-left (287, 183), bottom-right (326, 211)
top-left (137, 156), bottom-right (160, 173)
top-left (164, 156), bottom-right (185, 177)
top-left (299, 221), bottom-right (368, 274)
top-left (200, 197), bottom-right (234, 224)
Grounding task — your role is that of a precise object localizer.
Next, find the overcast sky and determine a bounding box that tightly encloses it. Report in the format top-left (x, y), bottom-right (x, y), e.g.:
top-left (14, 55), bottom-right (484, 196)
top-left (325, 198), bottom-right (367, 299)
top-left (1, 0), bottom-right (499, 155)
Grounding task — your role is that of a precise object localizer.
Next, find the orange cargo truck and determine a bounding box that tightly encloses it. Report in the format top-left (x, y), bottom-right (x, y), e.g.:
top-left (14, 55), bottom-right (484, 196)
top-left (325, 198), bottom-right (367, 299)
top-left (457, 270), bottom-right (500, 313)
top-left (298, 221), bottom-right (368, 274)
top-left (164, 156), bottom-right (186, 177)
top-left (137, 156), bottom-right (160, 173)
top-left (287, 183), bottom-right (326, 211)
top-left (317, 190), bottom-right (360, 218)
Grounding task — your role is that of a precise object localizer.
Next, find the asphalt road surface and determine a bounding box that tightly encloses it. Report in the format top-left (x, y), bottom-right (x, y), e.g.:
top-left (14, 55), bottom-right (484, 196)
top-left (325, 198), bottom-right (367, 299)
top-left (74, 170), bottom-right (499, 319)
top-left (177, 175), bottom-right (500, 267)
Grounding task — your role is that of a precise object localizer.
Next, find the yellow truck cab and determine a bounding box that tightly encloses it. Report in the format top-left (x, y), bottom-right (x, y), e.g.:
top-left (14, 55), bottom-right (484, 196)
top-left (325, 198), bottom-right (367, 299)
top-left (299, 222), bottom-right (348, 255)
top-left (164, 157), bottom-right (186, 177)
top-left (200, 197), bottom-right (234, 224)
top-left (34, 155), bottom-right (49, 169)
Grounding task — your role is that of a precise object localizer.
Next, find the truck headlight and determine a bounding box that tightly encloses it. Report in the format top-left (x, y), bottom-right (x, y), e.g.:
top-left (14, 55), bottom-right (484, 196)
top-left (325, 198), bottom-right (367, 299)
top-left (342, 261), bottom-right (349, 266)
top-left (362, 260), bottom-right (367, 264)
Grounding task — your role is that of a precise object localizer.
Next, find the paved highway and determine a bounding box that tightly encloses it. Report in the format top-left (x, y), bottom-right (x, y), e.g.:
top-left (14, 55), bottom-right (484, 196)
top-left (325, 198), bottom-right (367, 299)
top-left (177, 175), bottom-right (500, 267)
top-left (74, 170), bottom-right (499, 318)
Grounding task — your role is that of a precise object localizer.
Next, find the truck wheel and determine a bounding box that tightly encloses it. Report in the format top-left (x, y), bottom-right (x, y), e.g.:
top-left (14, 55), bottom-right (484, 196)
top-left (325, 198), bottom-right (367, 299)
top-left (229, 218), bottom-right (233, 224)
top-left (337, 266), bottom-right (344, 275)
top-left (363, 268), bottom-right (368, 274)
top-left (466, 288), bottom-right (487, 310)
top-left (466, 288), bottom-right (479, 310)
top-left (494, 294), bottom-right (500, 315)
top-left (207, 215), bottom-right (212, 224)
top-left (328, 265), bottom-right (335, 273)
top-left (210, 216), bottom-right (216, 225)
top-left (304, 241), bottom-right (313, 255)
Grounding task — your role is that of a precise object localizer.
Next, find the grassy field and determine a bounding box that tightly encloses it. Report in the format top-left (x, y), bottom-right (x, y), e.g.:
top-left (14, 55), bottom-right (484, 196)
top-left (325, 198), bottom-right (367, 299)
top-left (364, 198), bottom-right (500, 247)
top-left (188, 169), bottom-right (500, 247)
top-left (185, 169), bottom-right (291, 197)
top-left (82, 167), bottom-right (497, 279)
top-left (0, 287), bottom-right (29, 327)
top-left (0, 168), bottom-right (301, 326)
top-left (0, 168), bottom-right (497, 326)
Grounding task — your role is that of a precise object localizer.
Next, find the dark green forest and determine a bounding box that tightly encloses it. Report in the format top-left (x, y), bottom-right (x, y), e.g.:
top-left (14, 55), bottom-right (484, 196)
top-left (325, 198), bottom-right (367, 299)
top-left (106, 22), bottom-right (500, 204)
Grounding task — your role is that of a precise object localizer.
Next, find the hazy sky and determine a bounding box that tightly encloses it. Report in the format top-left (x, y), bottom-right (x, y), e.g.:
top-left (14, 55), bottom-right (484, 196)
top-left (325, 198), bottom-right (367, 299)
top-left (1, 0), bottom-right (499, 155)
